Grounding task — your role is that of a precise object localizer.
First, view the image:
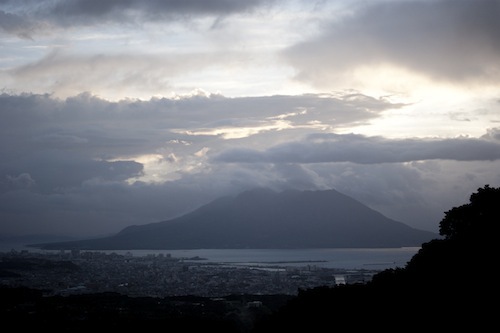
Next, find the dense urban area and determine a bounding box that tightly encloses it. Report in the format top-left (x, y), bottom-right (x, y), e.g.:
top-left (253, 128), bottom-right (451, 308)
top-left (0, 249), bottom-right (379, 298)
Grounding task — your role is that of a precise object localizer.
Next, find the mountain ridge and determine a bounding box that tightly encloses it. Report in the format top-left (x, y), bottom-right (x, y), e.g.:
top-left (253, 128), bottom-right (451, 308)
top-left (34, 188), bottom-right (437, 250)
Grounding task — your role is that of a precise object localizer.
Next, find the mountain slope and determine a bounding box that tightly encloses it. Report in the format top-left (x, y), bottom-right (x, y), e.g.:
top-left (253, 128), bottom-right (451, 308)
top-left (36, 188), bottom-right (437, 250)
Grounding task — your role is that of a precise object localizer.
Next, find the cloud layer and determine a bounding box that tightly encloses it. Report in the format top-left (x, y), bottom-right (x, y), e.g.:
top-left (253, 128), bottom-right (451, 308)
top-left (1, 92), bottom-right (499, 236)
top-left (215, 133), bottom-right (500, 164)
top-left (284, 0), bottom-right (500, 86)
top-left (0, 0), bottom-right (277, 37)
top-left (1, 1), bottom-right (500, 239)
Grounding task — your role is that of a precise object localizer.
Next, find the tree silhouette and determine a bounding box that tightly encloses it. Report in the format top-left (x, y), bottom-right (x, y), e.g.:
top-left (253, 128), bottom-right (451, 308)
top-left (254, 184), bottom-right (500, 332)
top-left (439, 184), bottom-right (500, 242)
top-left (393, 184), bottom-right (499, 285)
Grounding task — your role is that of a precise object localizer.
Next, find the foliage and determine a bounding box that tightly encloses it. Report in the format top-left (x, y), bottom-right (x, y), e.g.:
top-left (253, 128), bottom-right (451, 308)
top-left (439, 184), bottom-right (500, 241)
top-left (254, 184), bottom-right (500, 331)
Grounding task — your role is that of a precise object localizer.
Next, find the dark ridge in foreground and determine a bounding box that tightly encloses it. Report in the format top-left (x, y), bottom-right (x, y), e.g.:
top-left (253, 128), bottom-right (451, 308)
top-left (253, 185), bottom-right (499, 331)
top-left (0, 287), bottom-right (291, 331)
top-left (33, 188), bottom-right (437, 250)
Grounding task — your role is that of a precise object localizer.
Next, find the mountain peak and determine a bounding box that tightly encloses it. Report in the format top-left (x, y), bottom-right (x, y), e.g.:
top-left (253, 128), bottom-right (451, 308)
top-left (36, 188), bottom-right (437, 250)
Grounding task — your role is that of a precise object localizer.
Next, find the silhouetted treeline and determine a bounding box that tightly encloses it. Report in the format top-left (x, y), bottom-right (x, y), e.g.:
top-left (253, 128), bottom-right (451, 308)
top-left (0, 286), bottom-right (292, 332)
top-left (253, 185), bottom-right (499, 331)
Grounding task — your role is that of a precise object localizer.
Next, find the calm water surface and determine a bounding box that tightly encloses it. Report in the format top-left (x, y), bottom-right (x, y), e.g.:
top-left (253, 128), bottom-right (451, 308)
top-left (1, 242), bottom-right (420, 270)
top-left (104, 247), bottom-right (420, 270)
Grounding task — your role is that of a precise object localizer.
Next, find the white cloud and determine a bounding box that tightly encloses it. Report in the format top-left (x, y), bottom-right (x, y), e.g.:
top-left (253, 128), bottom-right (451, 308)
top-left (284, 0), bottom-right (500, 87)
top-left (4, 50), bottom-right (255, 100)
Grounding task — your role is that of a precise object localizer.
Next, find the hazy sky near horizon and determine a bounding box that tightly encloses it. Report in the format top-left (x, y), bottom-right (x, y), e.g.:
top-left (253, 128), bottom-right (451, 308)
top-left (1, 0), bottom-right (500, 238)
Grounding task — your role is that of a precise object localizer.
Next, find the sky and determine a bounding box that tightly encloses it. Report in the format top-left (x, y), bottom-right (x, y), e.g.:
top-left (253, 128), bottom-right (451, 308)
top-left (1, 0), bottom-right (500, 239)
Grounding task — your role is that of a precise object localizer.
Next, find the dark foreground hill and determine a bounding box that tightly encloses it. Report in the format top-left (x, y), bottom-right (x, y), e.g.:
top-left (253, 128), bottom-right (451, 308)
top-left (253, 185), bottom-right (499, 331)
top-left (35, 188), bottom-right (436, 250)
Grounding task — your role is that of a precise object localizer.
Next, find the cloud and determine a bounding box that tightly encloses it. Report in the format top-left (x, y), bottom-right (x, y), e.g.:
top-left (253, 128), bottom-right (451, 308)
top-left (284, 0), bottom-right (500, 86)
top-left (1, 91), bottom-right (498, 237)
top-left (48, 0), bottom-right (275, 19)
top-left (2, 1), bottom-right (500, 239)
top-left (3, 173), bottom-right (36, 190)
top-left (214, 132), bottom-right (500, 164)
top-left (0, 91), bottom-right (397, 191)
top-left (5, 50), bottom-right (250, 99)
top-left (0, 0), bottom-right (278, 36)
top-left (482, 127), bottom-right (500, 141)
top-left (0, 10), bottom-right (36, 39)
top-left (0, 90), bottom-right (408, 236)
top-left (302, 160), bottom-right (500, 232)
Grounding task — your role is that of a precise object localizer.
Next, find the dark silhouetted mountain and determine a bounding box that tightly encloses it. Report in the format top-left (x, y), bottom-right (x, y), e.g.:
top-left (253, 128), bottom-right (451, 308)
top-left (35, 188), bottom-right (437, 250)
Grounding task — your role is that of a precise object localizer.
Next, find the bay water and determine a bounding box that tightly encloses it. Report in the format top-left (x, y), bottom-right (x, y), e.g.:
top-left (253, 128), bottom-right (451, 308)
top-left (1, 240), bottom-right (420, 271)
top-left (92, 247), bottom-right (420, 270)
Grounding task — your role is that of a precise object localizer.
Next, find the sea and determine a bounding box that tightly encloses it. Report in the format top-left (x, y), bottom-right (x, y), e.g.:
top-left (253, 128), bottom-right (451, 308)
top-left (1, 241), bottom-right (421, 271)
top-left (125, 248), bottom-right (421, 270)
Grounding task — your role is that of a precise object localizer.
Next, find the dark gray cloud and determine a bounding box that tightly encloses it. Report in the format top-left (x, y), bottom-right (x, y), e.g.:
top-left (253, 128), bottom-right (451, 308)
top-left (49, 0), bottom-right (274, 19)
top-left (0, 91), bottom-right (401, 236)
top-left (482, 127), bottom-right (500, 141)
top-left (1, 92), bottom-right (498, 237)
top-left (2, 151), bottom-right (143, 193)
top-left (0, 9), bottom-right (42, 39)
top-left (214, 132), bottom-right (500, 164)
top-left (0, 10), bottom-right (23, 32)
top-left (0, 91), bottom-right (396, 155)
top-left (0, 0), bottom-right (277, 35)
top-left (284, 0), bottom-right (500, 84)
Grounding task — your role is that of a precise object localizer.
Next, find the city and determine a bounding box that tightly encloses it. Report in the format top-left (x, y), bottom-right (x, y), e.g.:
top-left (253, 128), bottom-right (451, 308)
top-left (0, 249), bottom-right (380, 298)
